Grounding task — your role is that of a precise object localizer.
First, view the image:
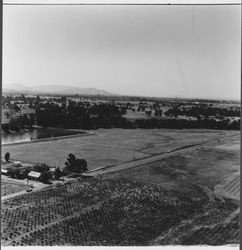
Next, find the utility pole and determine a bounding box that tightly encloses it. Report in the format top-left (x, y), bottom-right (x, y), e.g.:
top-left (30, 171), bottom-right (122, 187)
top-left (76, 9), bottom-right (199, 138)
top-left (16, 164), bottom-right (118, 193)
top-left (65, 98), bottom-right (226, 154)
top-left (133, 151), bottom-right (135, 168)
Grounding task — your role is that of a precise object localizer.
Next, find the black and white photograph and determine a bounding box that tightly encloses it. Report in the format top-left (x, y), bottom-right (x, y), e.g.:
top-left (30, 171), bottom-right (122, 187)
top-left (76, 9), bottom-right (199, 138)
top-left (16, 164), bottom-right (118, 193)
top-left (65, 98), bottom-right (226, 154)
top-left (1, 0), bottom-right (240, 247)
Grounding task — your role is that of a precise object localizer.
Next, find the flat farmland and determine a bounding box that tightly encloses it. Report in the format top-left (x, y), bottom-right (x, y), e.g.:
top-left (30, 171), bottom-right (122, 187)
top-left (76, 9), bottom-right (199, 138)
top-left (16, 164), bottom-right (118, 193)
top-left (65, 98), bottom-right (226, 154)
top-left (1, 129), bottom-right (240, 246)
top-left (1, 178), bottom-right (28, 196)
top-left (1, 129), bottom-right (235, 170)
top-left (105, 131), bottom-right (240, 195)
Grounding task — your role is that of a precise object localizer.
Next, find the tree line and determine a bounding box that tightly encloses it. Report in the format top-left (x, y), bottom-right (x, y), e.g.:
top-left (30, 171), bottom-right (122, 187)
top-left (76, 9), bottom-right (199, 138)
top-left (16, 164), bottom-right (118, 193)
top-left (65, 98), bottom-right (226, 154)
top-left (34, 101), bottom-right (241, 130)
top-left (165, 106), bottom-right (240, 118)
top-left (35, 100), bottom-right (128, 129)
top-left (133, 118), bottom-right (240, 130)
top-left (2, 99), bottom-right (240, 131)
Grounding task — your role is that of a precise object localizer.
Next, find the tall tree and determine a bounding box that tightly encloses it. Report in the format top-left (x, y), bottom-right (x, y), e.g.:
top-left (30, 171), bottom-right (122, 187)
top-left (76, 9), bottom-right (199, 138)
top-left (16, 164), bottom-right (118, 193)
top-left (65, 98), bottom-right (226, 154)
top-left (5, 152), bottom-right (10, 162)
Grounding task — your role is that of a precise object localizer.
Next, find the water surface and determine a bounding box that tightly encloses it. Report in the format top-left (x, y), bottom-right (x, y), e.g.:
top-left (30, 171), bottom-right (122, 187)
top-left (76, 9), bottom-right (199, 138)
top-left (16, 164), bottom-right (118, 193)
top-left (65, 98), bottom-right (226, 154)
top-left (2, 128), bottom-right (82, 145)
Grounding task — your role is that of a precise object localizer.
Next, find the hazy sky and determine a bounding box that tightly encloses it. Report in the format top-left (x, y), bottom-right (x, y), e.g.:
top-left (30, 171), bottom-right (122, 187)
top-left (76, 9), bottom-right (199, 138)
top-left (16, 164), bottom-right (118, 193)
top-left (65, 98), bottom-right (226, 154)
top-left (2, 1), bottom-right (241, 99)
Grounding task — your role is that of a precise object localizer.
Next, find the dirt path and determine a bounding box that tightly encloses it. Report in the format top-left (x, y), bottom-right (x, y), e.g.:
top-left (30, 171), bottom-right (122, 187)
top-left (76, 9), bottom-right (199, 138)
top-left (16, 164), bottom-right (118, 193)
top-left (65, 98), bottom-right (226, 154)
top-left (1, 184), bottom-right (49, 201)
top-left (1, 178), bottom-right (72, 201)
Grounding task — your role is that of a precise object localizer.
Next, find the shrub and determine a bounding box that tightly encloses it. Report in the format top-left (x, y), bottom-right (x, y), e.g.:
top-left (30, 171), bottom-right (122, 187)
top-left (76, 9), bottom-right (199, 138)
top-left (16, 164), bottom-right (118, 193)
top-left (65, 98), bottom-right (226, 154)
top-left (53, 167), bottom-right (62, 180)
top-left (33, 164), bottom-right (50, 173)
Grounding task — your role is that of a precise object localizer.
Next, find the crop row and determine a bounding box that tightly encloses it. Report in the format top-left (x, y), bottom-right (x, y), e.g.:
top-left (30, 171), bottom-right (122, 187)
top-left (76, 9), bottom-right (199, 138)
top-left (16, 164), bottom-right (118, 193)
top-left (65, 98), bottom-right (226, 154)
top-left (2, 177), bottom-right (200, 245)
top-left (4, 176), bottom-right (236, 246)
top-left (9, 195), bottom-right (193, 246)
top-left (181, 220), bottom-right (240, 245)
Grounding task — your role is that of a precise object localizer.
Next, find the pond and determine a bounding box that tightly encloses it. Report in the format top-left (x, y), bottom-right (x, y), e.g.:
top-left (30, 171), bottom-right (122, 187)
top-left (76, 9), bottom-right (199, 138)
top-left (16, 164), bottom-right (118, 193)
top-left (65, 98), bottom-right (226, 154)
top-left (2, 127), bottom-right (83, 145)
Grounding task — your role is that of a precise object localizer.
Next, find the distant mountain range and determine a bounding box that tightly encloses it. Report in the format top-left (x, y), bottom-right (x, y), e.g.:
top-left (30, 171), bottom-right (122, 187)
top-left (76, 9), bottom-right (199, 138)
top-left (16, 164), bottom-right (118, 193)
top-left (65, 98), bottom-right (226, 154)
top-left (3, 83), bottom-right (114, 96)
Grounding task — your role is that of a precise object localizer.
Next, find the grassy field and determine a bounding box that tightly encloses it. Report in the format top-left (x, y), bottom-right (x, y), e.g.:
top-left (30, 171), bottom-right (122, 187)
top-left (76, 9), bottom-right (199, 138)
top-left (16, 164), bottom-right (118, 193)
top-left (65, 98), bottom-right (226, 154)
top-left (1, 179), bottom-right (29, 196)
top-left (105, 132), bottom-right (240, 196)
top-left (2, 129), bottom-right (234, 170)
top-left (1, 130), bottom-right (240, 246)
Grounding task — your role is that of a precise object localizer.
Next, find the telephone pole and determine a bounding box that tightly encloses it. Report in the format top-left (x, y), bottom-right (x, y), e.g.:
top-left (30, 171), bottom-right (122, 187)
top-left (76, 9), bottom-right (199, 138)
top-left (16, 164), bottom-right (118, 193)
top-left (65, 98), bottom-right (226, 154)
top-left (133, 151), bottom-right (135, 168)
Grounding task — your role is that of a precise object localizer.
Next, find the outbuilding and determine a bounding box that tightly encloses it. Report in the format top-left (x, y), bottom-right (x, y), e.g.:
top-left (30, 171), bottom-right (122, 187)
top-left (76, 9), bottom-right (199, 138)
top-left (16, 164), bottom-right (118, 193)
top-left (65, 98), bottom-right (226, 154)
top-left (1, 169), bottom-right (9, 175)
top-left (28, 171), bottom-right (41, 181)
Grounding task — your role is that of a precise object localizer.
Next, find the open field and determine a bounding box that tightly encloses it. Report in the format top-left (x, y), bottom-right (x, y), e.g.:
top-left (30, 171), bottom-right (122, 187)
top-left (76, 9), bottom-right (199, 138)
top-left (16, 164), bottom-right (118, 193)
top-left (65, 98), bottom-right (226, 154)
top-left (1, 178), bottom-right (29, 196)
top-left (2, 129), bottom-right (236, 170)
top-left (104, 132), bottom-right (240, 194)
top-left (1, 130), bottom-right (240, 246)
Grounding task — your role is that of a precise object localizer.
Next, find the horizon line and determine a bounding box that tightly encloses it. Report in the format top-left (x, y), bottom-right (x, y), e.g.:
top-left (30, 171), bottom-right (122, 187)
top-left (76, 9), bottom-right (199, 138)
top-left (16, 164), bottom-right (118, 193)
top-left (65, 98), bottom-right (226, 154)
top-left (3, 2), bottom-right (241, 5)
top-left (2, 89), bottom-right (240, 102)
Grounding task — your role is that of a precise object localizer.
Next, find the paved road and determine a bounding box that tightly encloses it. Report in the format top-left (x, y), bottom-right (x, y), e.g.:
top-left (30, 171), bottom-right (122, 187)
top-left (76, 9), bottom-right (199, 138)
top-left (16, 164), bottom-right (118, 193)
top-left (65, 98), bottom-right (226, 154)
top-left (87, 132), bottom-right (239, 176)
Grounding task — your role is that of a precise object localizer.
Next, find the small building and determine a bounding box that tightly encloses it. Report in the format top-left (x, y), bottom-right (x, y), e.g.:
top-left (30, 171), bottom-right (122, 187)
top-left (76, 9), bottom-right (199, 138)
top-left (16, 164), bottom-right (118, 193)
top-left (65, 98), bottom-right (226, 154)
top-left (28, 171), bottom-right (41, 181)
top-left (50, 167), bottom-right (56, 173)
top-left (1, 169), bottom-right (9, 175)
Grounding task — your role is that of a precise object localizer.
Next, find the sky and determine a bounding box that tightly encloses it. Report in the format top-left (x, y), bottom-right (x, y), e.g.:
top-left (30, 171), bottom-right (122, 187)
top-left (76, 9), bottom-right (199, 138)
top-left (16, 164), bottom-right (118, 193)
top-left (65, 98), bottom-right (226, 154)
top-left (2, 1), bottom-right (241, 99)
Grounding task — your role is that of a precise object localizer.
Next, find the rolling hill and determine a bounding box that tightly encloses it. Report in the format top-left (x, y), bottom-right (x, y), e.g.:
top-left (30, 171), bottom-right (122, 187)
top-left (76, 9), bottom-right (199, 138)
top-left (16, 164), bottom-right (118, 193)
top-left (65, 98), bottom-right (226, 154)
top-left (3, 83), bottom-right (114, 96)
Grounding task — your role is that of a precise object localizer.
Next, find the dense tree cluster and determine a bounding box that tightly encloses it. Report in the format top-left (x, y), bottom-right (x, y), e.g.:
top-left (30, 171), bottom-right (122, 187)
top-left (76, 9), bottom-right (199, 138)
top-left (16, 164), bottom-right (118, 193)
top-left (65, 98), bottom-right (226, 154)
top-left (2, 114), bottom-right (35, 133)
top-left (7, 167), bottom-right (30, 179)
top-left (133, 118), bottom-right (240, 130)
top-left (2, 94), bottom-right (240, 131)
top-left (63, 153), bottom-right (88, 175)
top-left (33, 163), bottom-right (50, 173)
top-left (35, 101), bottom-right (128, 129)
top-left (165, 106), bottom-right (240, 118)
top-left (35, 100), bottom-right (240, 130)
